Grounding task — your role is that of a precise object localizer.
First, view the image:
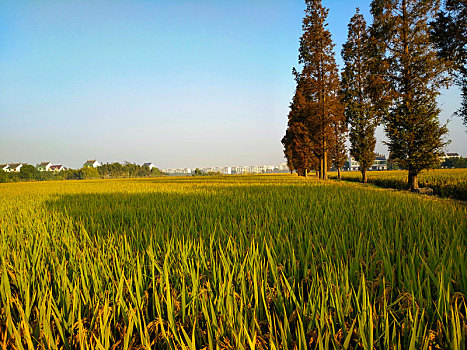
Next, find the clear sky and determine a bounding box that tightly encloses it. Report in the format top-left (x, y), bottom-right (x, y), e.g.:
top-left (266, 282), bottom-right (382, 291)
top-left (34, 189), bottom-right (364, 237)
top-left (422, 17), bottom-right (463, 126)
top-left (1, 0), bottom-right (465, 169)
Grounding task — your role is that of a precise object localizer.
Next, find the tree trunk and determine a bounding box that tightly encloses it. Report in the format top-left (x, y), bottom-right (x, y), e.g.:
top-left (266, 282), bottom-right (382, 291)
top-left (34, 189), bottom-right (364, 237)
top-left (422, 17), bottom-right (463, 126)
top-left (337, 167), bottom-right (341, 180)
top-left (361, 169), bottom-right (367, 183)
top-left (409, 171), bottom-right (419, 190)
top-left (323, 148), bottom-right (328, 180)
top-left (319, 158), bottom-right (323, 179)
top-left (409, 173), bottom-right (419, 191)
top-left (305, 169), bottom-right (308, 178)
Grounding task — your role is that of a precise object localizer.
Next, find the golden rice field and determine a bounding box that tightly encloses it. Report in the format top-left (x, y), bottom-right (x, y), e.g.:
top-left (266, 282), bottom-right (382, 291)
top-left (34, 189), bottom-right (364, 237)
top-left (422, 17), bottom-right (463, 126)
top-left (330, 168), bottom-right (467, 201)
top-left (0, 174), bottom-right (466, 349)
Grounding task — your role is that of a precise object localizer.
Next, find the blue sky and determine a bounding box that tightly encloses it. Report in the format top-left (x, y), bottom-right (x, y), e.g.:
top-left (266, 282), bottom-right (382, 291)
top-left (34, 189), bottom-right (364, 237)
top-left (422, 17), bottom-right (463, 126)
top-left (0, 0), bottom-right (464, 169)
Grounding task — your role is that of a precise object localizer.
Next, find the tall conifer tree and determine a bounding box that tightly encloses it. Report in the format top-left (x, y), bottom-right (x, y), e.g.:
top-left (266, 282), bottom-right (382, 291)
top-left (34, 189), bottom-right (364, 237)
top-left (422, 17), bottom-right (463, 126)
top-left (282, 79), bottom-right (319, 176)
top-left (371, 0), bottom-right (449, 190)
top-left (341, 9), bottom-right (384, 183)
top-left (431, 0), bottom-right (466, 124)
top-left (283, 0), bottom-right (343, 180)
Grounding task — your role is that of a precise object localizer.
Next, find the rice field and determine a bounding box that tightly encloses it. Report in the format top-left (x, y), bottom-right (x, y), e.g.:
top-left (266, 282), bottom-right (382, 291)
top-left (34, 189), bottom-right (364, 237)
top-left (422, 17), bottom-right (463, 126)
top-left (330, 169), bottom-right (467, 201)
top-left (0, 174), bottom-right (466, 349)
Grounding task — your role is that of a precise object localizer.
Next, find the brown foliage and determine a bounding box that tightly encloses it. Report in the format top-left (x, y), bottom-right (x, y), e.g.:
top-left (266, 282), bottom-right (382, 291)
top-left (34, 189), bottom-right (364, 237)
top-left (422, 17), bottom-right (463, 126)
top-left (283, 0), bottom-right (345, 179)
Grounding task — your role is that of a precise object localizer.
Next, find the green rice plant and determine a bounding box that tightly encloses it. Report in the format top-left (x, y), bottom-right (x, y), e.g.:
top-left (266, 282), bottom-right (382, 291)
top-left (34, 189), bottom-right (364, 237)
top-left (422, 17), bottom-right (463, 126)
top-left (0, 174), bottom-right (465, 348)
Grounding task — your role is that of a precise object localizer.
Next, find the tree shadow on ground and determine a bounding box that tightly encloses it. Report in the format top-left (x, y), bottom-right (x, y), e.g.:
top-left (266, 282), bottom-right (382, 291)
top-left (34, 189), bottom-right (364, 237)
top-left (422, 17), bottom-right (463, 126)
top-left (330, 172), bottom-right (467, 201)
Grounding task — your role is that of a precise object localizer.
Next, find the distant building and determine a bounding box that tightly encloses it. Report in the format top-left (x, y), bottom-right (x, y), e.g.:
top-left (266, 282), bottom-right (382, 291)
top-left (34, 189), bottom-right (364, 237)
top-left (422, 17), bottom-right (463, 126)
top-left (202, 166), bottom-right (230, 174)
top-left (49, 165), bottom-right (65, 172)
top-left (0, 164), bottom-right (9, 172)
top-left (440, 152), bottom-right (460, 161)
top-left (446, 152), bottom-right (460, 158)
top-left (142, 162), bottom-right (156, 170)
top-left (37, 162), bottom-right (52, 172)
top-left (344, 153), bottom-right (387, 171)
top-left (276, 163), bottom-right (289, 172)
top-left (164, 162), bottom-right (292, 175)
top-left (7, 163), bottom-right (24, 172)
top-left (345, 156), bottom-right (360, 172)
top-left (372, 154), bottom-right (387, 171)
top-left (232, 165), bottom-right (259, 174)
top-left (83, 160), bottom-right (100, 168)
top-left (221, 167), bottom-right (231, 175)
top-left (163, 168), bottom-right (192, 175)
top-left (231, 164), bottom-right (289, 174)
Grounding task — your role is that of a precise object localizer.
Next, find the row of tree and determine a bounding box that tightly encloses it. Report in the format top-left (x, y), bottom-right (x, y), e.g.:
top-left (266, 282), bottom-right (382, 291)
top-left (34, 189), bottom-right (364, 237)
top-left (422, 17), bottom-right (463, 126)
top-left (0, 163), bottom-right (163, 183)
top-left (96, 162), bottom-right (163, 179)
top-left (283, 0), bottom-right (466, 190)
top-left (441, 156), bottom-right (467, 168)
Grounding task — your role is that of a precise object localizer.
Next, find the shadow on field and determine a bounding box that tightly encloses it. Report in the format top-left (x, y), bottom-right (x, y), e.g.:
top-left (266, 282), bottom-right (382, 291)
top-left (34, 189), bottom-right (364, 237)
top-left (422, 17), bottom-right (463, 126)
top-left (44, 190), bottom-right (234, 240)
top-left (144, 174), bottom-right (301, 186)
top-left (43, 184), bottom-right (306, 245)
top-left (42, 177), bottom-right (463, 251)
top-left (43, 178), bottom-right (383, 250)
top-left (331, 174), bottom-right (407, 189)
top-left (329, 173), bottom-right (467, 201)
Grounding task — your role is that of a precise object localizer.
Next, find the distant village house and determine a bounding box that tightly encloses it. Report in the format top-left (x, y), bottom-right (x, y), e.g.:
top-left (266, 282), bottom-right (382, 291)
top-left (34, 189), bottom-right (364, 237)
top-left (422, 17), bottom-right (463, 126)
top-left (36, 162), bottom-right (66, 172)
top-left (49, 165), bottom-right (65, 172)
top-left (37, 162), bottom-right (52, 172)
top-left (83, 160), bottom-right (100, 168)
top-left (1, 163), bottom-right (30, 172)
top-left (142, 162), bottom-right (156, 170)
top-left (440, 153), bottom-right (460, 161)
top-left (8, 163), bottom-right (25, 172)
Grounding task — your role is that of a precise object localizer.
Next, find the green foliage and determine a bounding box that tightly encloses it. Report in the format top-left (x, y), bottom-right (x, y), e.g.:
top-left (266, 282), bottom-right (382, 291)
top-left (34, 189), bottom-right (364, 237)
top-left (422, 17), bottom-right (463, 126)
top-left (341, 9), bottom-right (384, 183)
top-left (192, 168), bottom-right (222, 176)
top-left (38, 170), bottom-right (58, 181)
top-left (97, 162), bottom-right (163, 178)
top-left (18, 164), bottom-right (40, 181)
top-left (387, 158), bottom-right (400, 170)
top-left (192, 168), bottom-right (203, 176)
top-left (330, 120), bottom-right (347, 175)
top-left (0, 175), bottom-right (465, 348)
top-left (1, 167), bottom-right (57, 182)
top-left (442, 156), bottom-right (467, 168)
top-left (0, 162), bottom-right (164, 183)
top-left (79, 166), bottom-right (100, 179)
top-left (151, 167), bottom-right (163, 176)
top-left (431, 0), bottom-right (467, 124)
top-left (0, 170), bottom-right (7, 183)
top-left (63, 168), bottom-right (81, 180)
top-left (371, 0), bottom-right (450, 189)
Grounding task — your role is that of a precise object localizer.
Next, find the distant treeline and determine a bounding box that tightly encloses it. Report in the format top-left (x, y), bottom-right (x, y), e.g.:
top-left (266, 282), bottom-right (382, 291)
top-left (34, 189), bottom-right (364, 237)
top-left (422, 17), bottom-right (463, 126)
top-left (441, 157), bottom-right (467, 169)
top-left (0, 163), bottom-right (164, 183)
top-left (191, 168), bottom-right (222, 176)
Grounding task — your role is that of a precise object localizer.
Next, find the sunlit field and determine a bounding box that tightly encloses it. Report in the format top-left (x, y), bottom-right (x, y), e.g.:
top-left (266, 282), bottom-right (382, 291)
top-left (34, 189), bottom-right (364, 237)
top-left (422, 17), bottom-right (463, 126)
top-left (330, 168), bottom-right (467, 201)
top-left (1, 175), bottom-right (465, 349)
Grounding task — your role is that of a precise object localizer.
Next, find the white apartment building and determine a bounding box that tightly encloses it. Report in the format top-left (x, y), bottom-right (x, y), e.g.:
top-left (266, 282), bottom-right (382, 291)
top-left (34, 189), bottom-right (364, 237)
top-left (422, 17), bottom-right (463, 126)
top-left (164, 163), bottom-right (290, 175)
top-left (345, 153), bottom-right (387, 171)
